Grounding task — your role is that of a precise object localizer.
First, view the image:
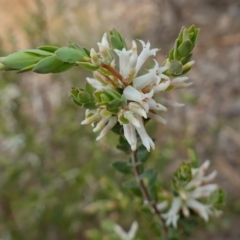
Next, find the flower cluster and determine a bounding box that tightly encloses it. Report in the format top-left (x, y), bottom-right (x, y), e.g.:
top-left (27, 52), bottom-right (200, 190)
top-left (159, 160), bottom-right (223, 228)
top-left (76, 30), bottom-right (195, 151)
top-left (0, 26), bottom-right (198, 152)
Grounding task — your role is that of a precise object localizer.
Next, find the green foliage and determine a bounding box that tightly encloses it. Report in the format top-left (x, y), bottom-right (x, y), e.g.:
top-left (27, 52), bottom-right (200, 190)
top-left (166, 25), bottom-right (200, 76)
top-left (187, 149), bottom-right (200, 168)
top-left (109, 28), bottom-right (127, 50)
top-left (55, 47), bottom-right (88, 63)
top-left (70, 85), bottom-right (97, 109)
top-left (0, 51), bottom-right (44, 70)
top-left (209, 189), bottom-right (226, 207)
top-left (172, 162), bottom-right (192, 190)
top-left (112, 161), bottom-right (132, 174)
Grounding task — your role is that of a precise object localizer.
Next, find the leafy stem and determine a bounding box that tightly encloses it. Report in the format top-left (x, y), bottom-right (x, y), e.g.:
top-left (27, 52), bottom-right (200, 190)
top-left (131, 150), bottom-right (169, 238)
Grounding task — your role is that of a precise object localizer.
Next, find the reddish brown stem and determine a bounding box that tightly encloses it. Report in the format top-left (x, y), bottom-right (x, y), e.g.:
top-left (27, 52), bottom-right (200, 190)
top-left (101, 63), bottom-right (127, 87)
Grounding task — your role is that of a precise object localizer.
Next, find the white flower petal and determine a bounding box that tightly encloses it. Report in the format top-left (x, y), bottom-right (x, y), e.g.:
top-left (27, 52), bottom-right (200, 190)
top-left (186, 199), bottom-right (210, 222)
top-left (128, 221), bottom-right (138, 240)
top-left (81, 112), bottom-right (100, 125)
top-left (191, 184), bottom-right (218, 199)
top-left (114, 224), bottom-right (128, 239)
top-left (93, 117), bottom-right (111, 132)
top-left (129, 102), bottom-right (147, 119)
top-left (135, 40), bottom-right (158, 74)
top-left (123, 124), bottom-right (137, 151)
top-left (96, 116), bottom-right (117, 140)
top-left (123, 86), bottom-right (142, 102)
top-left (124, 111), bottom-right (141, 128)
top-left (101, 32), bottom-right (109, 48)
top-left (135, 116), bottom-right (154, 151)
top-left (148, 112), bottom-right (167, 124)
top-left (153, 80), bottom-right (170, 92)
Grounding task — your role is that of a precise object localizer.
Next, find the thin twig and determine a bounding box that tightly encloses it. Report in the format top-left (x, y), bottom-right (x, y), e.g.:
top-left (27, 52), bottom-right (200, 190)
top-left (101, 63), bottom-right (128, 87)
top-left (131, 150), bottom-right (168, 237)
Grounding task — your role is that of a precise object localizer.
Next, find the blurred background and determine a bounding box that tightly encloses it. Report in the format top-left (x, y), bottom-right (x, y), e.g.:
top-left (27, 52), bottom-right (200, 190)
top-left (0, 0), bottom-right (239, 239)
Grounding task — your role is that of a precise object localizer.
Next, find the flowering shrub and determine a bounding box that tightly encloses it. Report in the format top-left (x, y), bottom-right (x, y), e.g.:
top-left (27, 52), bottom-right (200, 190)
top-left (0, 26), bottom-right (225, 239)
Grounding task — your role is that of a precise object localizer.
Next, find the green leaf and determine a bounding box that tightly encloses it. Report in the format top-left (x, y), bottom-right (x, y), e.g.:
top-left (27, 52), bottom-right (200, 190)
top-left (83, 102), bottom-right (96, 109)
top-left (73, 99), bottom-right (82, 107)
top-left (173, 162), bottom-right (192, 189)
top-left (112, 161), bottom-right (132, 174)
top-left (121, 95), bottom-right (127, 108)
top-left (85, 83), bottom-right (95, 96)
top-left (0, 62), bottom-right (12, 71)
top-left (68, 43), bottom-right (90, 57)
top-left (22, 49), bottom-right (53, 56)
top-left (55, 47), bottom-right (87, 63)
top-left (78, 91), bottom-right (91, 103)
top-left (38, 45), bottom-right (59, 52)
top-left (139, 169), bottom-right (158, 187)
top-left (187, 149), bottom-right (200, 168)
top-left (178, 40), bottom-right (193, 57)
top-left (110, 35), bottom-right (123, 50)
top-left (33, 56), bottom-right (63, 74)
top-left (1, 52), bottom-right (43, 69)
top-left (107, 99), bottom-right (121, 110)
top-left (51, 62), bottom-right (75, 73)
top-left (123, 180), bottom-right (142, 197)
top-left (182, 29), bottom-right (190, 42)
top-left (169, 60), bottom-right (183, 75)
top-left (137, 147), bottom-right (151, 163)
top-left (109, 28), bottom-right (127, 50)
top-left (17, 64), bottom-right (35, 73)
top-left (78, 62), bottom-right (99, 71)
top-left (210, 189), bottom-right (226, 206)
top-left (180, 54), bottom-right (192, 65)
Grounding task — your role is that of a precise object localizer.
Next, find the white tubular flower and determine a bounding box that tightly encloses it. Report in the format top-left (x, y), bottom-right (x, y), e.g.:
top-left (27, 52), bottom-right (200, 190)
top-left (133, 63), bottom-right (158, 90)
top-left (186, 199), bottom-right (211, 222)
top-left (100, 32), bottom-right (109, 49)
top-left (153, 80), bottom-right (170, 93)
top-left (135, 40), bottom-right (158, 74)
top-left (86, 77), bottom-right (106, 90)
top-left (129, 102), bottom-right (147, 119)
top-left (114, 221), bottom-right (138, 240)
top-left (135, 115), bottom-right (155, 151)
top-left (123, 124), bottom-right (137, 151)
top-left (162, 160), bottom-right (220, 228)
top-left (123, 86), bottom-right (142, 102)
top-left (124, 111), bottom-right (141, 128)
top-left (97, 33), bottom-right (111, 63)
top-left (78, 32), bottom-right (194, 150)
top-left (81, 111), bottom-right (100, 125)
top-left (162, 197), bottom-right (181, 228)
top-left (93, 116), bottom-right (111, 132)
top-left (96, 116), bottom-right (117, 141)
top-left (90, 48), bottom-right (100, 66)
top-left (115, 41), bottom-right (138, 79)
top-left (115, 48), bottom-right (130, 78)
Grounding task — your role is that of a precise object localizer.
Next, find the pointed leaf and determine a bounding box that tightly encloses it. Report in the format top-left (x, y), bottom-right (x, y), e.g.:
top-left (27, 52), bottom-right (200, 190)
top-left (52, 62), bottom-right (75, 73)
top-left (33, 56), bottom-right (63, 74)
top-left (78, 62), bottom-right (99, 71)
top-left (112, 161), bottom-right (132, 174)
top-left (38, 45), bottom-right (59, 52)
top-left (17, 64), bottom-right (35, 73)
top-left (178, 40), bottom-right (193, 57)
top-left (1, 52), bottom-right (43, 69)
top-left (169, 60), bottom-right (183, 75)
top-left (22, 49), bottom-right (53, 56)
top-left (55, 47), bottom-right (87, 63)
top-left (83, 101), bottom-right (97, 109)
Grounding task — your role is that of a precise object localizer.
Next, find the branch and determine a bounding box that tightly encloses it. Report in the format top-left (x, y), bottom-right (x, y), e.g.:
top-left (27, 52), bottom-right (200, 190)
top-left (131, 150), bottom-right (168, 237)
